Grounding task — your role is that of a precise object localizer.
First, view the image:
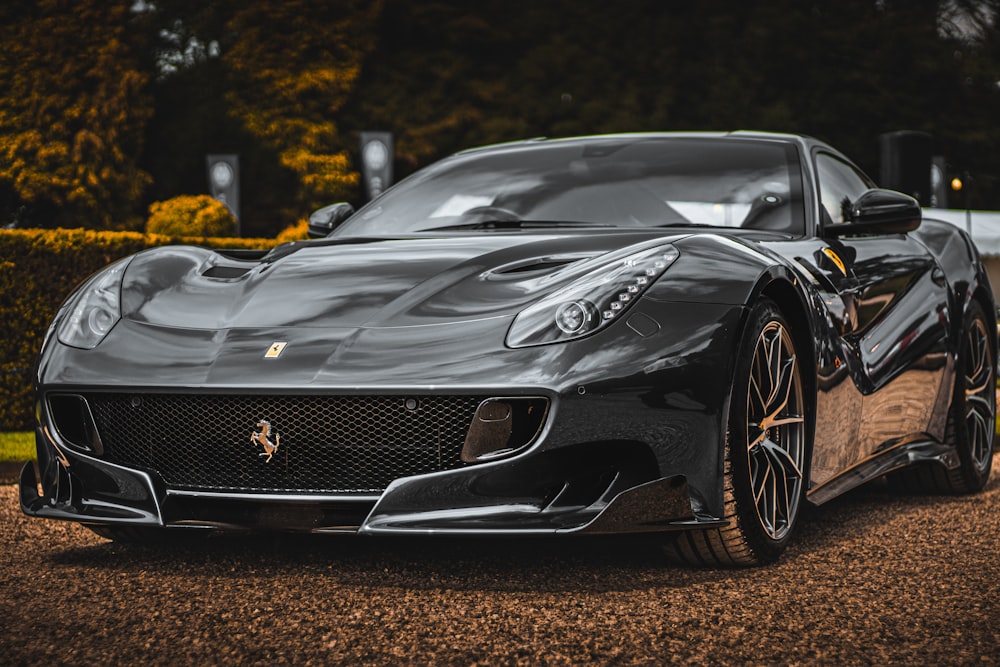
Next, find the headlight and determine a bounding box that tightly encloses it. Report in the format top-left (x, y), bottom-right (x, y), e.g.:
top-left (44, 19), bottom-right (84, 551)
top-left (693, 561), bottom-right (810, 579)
top-left (506, 243), bottom-right (679, 347)
top-left (56, 258), bottom-right (129, 349)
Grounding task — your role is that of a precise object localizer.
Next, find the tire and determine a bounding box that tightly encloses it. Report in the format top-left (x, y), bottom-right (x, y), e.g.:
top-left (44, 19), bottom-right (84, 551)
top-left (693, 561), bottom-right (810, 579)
top-left (664, 298), bottom-right (808, 566)
top-left (891, 299), bottom-right (995, 494)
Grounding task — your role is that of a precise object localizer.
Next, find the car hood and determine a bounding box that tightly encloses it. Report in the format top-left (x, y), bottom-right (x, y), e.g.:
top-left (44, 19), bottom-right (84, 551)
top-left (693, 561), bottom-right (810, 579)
top-left (121, 232), bottom-right (689, 330)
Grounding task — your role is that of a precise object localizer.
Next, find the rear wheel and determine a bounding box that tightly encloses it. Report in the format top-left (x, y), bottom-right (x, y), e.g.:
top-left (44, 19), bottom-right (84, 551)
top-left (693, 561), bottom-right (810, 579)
top-left (664, 299), bottom-right (807, 566)
top-left (891, 299), bottom-right (995, 494)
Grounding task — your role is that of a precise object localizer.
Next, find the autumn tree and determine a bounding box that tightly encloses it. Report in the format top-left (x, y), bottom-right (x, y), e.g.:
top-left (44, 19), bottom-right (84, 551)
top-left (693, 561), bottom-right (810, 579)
top-left (223, 1), bottom-right (382, 215)
top-left (3, 0), bottom-right (998, 231)
top-left (347, 0), bottom-right (1000, 207)
top-left (139, 0), bottom-right (382, 234)
top-left (0, 0), bottom-right (152, 229)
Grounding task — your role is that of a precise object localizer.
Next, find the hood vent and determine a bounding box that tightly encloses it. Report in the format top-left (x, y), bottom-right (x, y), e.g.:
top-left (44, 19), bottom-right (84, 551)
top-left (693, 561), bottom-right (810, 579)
top-left (202, 265), bottom-right (252, 279)
top-left (490, 253), bottom-right (596, 278)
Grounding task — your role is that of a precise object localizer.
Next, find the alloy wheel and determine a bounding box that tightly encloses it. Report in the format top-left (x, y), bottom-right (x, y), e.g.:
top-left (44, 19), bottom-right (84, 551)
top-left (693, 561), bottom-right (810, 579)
top-left (746, 321), bottom-right (806, 541)
top-left (964, 316), bottom-right (994, 474)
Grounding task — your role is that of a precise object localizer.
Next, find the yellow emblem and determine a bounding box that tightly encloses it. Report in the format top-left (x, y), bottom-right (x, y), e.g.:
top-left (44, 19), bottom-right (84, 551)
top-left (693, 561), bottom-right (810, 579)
top-left (822, 248), bottom-right (847, 276)
top-left (264, 341), bottom-right (287, 359)
top-left (251, 420), bottom-right (280, 462)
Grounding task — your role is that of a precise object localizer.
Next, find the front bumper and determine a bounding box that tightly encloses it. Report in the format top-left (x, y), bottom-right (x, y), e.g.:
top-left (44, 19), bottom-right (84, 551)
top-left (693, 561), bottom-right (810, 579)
top-left (25, 299), bottom-right (744, 536)
top-left (21, 419), bottom-right (727, 535)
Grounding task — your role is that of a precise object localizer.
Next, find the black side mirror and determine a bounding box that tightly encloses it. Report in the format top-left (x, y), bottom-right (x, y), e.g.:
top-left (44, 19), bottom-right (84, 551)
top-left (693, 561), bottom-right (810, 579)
top-left (825, 189), bottom-right (920, 237)
top-left (308, 202), bottom-right (355, 238)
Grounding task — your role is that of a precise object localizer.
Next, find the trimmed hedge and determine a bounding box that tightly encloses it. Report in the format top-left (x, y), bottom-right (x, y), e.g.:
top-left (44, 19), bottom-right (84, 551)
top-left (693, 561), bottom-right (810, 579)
top-left (0, 228), bottom-right (280, 430)
top-left (147, 195), bottom-right (238, 237)
top-left (276, 218), bottom-right (310, 243)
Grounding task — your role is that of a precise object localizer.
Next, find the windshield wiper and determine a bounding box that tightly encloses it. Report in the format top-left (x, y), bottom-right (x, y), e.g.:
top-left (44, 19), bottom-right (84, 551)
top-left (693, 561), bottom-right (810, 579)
top-left (422, 220), bottom-right (620, 232)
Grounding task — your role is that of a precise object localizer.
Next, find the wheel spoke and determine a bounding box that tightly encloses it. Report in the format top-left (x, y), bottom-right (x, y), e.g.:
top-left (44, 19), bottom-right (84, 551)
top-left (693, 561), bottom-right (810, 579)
top-left (749, 373), bottom-right (767, 423)
top-left (968, 408), bottom-right (991, 467)
top-left (768, 414), bottom-right (805, 429)
top-left (763, 441), bottom-right (789, 532)
top-left (751, 452), bottom-right (770, 505)
top-left (749, 437), bottom-right (801, 536)
top-left (966, 372), bottom-right (991, 399)
top-left (967, 393), bottom-right (992, 417)
top-left (967, 328), bottom-right (987, 384)
top-left (748, 422), bottom-right (767, 449)
top-left (765, 331), bottom-right (783, 406)
top-left (760, 437), bottom-right (804, 481)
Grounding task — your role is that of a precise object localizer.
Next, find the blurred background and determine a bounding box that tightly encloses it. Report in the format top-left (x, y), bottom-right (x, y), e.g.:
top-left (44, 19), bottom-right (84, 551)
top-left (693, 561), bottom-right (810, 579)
top-left (1, 0), bottom-right (999, 238)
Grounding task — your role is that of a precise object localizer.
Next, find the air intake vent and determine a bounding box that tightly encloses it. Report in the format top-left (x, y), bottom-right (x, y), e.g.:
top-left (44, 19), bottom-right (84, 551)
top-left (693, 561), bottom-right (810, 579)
top-left (490, 253), bottom-right (595, 277)
top-left (47, 394), bottom-right (104, 454)
top-left (500, 259), bottom-right (577, 274)
top-left (87, 393), bottom-right (485, 494)
top-left (202, 265), bottom-right (251, 279)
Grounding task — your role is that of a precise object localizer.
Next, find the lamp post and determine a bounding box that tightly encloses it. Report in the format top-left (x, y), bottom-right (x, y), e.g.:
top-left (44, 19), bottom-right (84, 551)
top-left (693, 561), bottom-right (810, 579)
top-left (206, 154), bottom-right (240, 235)
top-left (360, 132), bottom-right (393, 202)
top-left (951, 173), bottom-right (971, 236)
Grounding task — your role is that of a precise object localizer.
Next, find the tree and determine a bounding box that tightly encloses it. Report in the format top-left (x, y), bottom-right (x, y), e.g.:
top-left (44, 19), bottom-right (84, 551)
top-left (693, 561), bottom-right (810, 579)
top-left (0, 0), bottom-right (152, 229)
top-left (138, 0), bottom-right (382, 234)
top-left (223, 1), bottom-right (382, 215)
top-left (346, 0), bottom-right (1000, 208)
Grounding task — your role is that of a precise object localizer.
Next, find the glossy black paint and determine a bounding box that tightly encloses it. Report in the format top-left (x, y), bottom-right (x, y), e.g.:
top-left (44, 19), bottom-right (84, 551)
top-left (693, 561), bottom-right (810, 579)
top-left (826, 188), bottom-right (922, 236)
top-left (22, 132), bottom-right (995, 538)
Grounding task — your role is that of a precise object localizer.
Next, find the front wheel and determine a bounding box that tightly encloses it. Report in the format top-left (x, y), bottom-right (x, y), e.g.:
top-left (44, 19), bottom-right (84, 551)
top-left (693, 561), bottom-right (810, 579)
top-left (664, 298), bottom-right (808, 566)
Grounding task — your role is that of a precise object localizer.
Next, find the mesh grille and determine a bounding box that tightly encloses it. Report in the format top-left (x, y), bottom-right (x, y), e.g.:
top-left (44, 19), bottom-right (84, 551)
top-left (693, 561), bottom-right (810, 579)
top-left (86, 394), bottom-right (482, 493)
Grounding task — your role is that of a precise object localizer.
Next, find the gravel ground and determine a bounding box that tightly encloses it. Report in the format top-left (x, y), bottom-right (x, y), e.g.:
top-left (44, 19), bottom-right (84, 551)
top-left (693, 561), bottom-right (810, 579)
top-left (2, 460), bottom-right (998, 666)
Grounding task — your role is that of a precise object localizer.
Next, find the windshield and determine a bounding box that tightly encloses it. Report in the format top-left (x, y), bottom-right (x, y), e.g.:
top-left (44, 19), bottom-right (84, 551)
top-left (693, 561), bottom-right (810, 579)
top-left (335, 136), bottom-right (806, 236)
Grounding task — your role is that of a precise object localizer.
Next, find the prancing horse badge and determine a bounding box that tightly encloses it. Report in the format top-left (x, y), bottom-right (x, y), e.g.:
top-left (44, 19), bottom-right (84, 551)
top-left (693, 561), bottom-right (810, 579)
top-left (264, 341), bottom-right (287, 359)
top-left (251, 420), bottom-right (280, 462)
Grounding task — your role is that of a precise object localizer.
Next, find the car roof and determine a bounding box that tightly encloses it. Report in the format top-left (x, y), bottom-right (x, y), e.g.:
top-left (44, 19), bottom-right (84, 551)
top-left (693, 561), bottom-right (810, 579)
top-left (454, 131), bottom-right (836, 157)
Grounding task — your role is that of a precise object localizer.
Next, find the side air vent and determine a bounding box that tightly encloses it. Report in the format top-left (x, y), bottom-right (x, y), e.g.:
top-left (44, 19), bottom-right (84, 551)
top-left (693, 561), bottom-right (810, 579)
top-left (47, 394), bottom-right (104, 454)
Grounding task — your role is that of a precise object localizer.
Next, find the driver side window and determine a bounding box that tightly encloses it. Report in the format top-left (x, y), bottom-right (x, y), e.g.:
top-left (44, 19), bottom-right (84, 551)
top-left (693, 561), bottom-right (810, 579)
top-left (816, 153), bottom-right (870, 225)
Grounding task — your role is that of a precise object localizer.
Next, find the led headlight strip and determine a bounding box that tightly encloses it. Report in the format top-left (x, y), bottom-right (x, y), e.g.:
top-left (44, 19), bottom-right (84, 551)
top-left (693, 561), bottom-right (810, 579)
top-left (506, 243), bottom-right (679, 347)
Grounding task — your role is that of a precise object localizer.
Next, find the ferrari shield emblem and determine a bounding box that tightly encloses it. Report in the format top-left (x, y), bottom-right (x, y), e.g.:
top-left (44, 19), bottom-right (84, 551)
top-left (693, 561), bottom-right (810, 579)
top-left (264, 341), bottom-right (287, 359)
top-left (251, 420), bottom-right (280, 462)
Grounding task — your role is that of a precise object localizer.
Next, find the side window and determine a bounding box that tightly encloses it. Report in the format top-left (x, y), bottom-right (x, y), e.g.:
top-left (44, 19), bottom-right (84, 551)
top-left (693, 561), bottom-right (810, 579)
top-left (816, 153), bottom-right (870, 225)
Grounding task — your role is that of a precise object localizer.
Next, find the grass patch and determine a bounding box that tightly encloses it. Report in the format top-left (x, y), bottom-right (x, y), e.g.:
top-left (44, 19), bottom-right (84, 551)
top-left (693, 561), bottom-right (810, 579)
top-left (0, 432), bottom-right (35, 462)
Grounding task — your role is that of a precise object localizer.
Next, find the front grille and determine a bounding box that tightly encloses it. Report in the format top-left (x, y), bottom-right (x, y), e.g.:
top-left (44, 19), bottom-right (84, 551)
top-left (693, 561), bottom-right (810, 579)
top-left (86, 394), bottom-right (482, 493)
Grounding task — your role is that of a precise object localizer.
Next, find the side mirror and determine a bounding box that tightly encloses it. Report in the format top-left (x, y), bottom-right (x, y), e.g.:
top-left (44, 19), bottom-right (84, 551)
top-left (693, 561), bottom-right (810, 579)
top-left (825, 189), bottom-right (920, 237)
top-left (308, 202), bottom-right (355, 238)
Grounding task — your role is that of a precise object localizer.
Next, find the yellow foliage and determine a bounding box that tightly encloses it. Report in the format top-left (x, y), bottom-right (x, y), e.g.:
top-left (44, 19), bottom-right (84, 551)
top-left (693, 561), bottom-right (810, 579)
top-left (147, 195), bottom-right (237, 238)
top-left (222, 1), bottom-right (383, 210)
top-left (276, 218), bottom-right (310, 243)
top-left (0, 0), bottom-right (152, 229)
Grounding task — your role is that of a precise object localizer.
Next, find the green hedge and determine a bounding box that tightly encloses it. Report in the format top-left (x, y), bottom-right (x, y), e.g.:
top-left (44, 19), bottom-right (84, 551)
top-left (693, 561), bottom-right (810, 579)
top-left (0, 228), bottom-right (280, 431)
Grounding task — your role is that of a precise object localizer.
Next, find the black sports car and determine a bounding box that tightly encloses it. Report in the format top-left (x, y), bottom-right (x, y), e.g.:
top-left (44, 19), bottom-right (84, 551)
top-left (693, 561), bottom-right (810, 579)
top-left (22, 132), bottom-right (996, 566)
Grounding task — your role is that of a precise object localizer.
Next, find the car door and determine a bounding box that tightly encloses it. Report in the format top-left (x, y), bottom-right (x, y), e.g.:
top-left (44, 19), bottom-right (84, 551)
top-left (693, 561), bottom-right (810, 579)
top-left (814, 151), bottom-right (952, 473)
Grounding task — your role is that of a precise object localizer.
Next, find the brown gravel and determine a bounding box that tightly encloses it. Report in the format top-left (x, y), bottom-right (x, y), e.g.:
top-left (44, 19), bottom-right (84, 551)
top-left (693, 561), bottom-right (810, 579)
top-left (2, 460), bottom-right (998, 666)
